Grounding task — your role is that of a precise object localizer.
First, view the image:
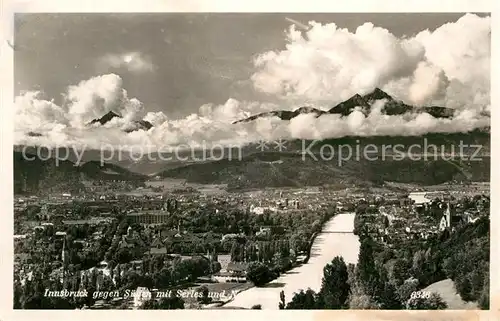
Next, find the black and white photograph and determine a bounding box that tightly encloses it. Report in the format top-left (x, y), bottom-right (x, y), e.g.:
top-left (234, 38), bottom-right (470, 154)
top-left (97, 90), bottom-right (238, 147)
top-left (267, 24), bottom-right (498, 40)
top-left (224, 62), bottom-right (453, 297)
top-left (5, 3), bottom-right (493, 315)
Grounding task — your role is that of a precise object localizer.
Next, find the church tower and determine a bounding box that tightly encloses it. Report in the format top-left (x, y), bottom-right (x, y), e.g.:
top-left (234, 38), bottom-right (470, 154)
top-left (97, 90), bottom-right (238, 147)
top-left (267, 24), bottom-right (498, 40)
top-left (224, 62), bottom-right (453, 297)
top-left (61, 237), bottom-right (67, 281)
top-left (62, 237), bottom-right (66, 263)
top-left (445, 202), bottom-right (451, 228)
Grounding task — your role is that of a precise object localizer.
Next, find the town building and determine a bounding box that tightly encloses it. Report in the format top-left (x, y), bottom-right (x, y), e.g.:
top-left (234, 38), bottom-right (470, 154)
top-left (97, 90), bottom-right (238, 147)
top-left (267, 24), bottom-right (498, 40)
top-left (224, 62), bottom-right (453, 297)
top-left (213, 261), bottom-right (248, 283)
top-left (127, 199), bottom-right (179, 224)
top-left (127, 211), bottom-right (170, 224)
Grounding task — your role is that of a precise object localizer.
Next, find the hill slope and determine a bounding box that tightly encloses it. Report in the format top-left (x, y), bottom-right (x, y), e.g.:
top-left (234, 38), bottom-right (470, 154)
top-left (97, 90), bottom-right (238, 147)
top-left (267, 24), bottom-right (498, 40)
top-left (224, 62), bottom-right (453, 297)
top-left (422, 279), bottom-right (478, 309)
top-left (157, 152), bottom-right (490, 190)
top-left (13, 130), bottom-right (490, 191)
top-left (13, 151), bottom-right (147, 195)
top-left (154, 130), bottom-right (490, 189)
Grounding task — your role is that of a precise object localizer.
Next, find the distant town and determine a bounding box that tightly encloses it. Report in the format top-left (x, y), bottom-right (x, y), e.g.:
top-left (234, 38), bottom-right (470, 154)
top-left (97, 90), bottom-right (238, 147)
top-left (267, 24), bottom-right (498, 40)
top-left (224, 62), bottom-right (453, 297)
top-left (13, 178), bottom-right (490, 309)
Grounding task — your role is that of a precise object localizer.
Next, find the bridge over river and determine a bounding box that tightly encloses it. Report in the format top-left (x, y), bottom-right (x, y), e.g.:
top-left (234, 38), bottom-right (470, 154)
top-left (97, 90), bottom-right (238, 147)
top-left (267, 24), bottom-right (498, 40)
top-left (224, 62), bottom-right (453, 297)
top-left (223, 213), bottom-right (360, 309)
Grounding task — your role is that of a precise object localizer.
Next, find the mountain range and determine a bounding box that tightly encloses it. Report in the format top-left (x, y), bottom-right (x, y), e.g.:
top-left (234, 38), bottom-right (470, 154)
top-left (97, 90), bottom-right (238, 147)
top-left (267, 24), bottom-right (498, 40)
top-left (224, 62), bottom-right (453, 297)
top-left (156, 130), bottom-right (490, 190)
top-left (13, 129), bottom-right (490, 194)
top-left (158, 151), bottom-right (490, 190)
top-left (233, 88), bottom-right (455, 124)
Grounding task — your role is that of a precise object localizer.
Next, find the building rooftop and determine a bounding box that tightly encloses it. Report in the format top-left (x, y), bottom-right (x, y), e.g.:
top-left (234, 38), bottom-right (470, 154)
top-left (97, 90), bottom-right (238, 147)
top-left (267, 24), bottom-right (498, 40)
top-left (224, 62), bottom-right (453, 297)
top-left (127, 210), bottom-right (170, 216)
top-left (145, 247), bottom-right (168, 255)
top-left (227, 262), bottom-right (249, 272)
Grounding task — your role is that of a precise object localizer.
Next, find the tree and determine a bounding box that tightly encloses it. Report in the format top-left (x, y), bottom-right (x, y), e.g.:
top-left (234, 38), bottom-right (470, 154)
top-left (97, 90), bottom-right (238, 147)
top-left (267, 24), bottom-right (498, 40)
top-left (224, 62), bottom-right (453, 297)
top-left (348, 292), bottom-right (380, 309)
top-left (478, 269), bottom-right (489, 310)
top-left (113, 247), bottom-right (133, 264)
top-left (357, 237), bottom-right (379, 296)
top-left (373, 268), bottom-right (401, 309)
top-left (405, 292), bottom-right (447, 310)
top-left (141, 299), bottom-right (160, 309)
top-left (272, 252), bottom-right (291, 273)
top-left (211, 261), bottom-right (222, 274)
top-left (455, 274), bottom-right (473, 301)
top-left (318, 256), bottom-right (350, 309)
top-left (279, 290), bottom-right (286, 309)
top-left (197, 285), bottom-right (212, 304)
top-left (386, 258), bottom-right (409, 286)
top-left (382, 216), bottom-right (389, 228)
top-left (286, 289), bottom-right (318, 309)
top-left (346, 263), bottom-right (379, 309)
top-left (230, 241), bottom-right (240, 262)
top-left (411, 250), bottom-right (426, 280)
top-left (141, 296), bottom-right (185, 309)
top-left (115, 265), bottom-right (123, 288)
top-left (45, 297), bottom-right (75, 309)
top-left (478, 284), bottom-right (489, 310)
top-left (14, 281), bottom-right (23, 309)
top-left (246, 262), bottom-right (275, 286)
top-left (396, 277), bottom-right (419, 303)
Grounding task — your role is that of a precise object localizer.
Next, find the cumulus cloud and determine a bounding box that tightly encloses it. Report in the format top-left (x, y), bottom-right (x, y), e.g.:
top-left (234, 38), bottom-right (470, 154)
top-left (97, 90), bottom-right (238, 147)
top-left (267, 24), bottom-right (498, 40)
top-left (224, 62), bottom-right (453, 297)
top-left (199, 99), bottom-right (281, 122)
top-left (60, 73), bottom-right (145, 132)
top-left (14, 88), bottom-right (489, 151)
top-left (15, 74), bottom-right (149, 140)
top-left (143, 111), bottom-right (168, 126)
top-left (14, 14), bottom-right (490, 151)
top-left (15, 91), bottom-right (69, 132)
top-left (251, 13), bottom-right (490, 111)
top-left (99, 52), bottom-right (155, 73)
top-left (13, 79), bottom-right (285, 149)
top-left (64, 73), bottom-right (146, 128)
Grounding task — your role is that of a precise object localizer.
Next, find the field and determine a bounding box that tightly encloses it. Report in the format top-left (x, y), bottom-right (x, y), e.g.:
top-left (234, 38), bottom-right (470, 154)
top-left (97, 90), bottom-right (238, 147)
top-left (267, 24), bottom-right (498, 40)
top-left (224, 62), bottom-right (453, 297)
top-left (422, 279), bottom-right (478, 309)
top-left (384, 181), bottom-right (490, 195)
top-left (145, 178), bottom-right (228, 195)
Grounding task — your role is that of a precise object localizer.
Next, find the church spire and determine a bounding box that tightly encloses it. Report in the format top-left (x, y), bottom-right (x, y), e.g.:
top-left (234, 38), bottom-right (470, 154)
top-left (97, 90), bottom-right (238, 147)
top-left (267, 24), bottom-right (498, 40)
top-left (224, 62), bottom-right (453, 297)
top-left (62, 237), bottom-right (66, 263)
top-left (445, 202), bottom-right (451, 227)
top-left (62, 237), bottom-right (67, 282)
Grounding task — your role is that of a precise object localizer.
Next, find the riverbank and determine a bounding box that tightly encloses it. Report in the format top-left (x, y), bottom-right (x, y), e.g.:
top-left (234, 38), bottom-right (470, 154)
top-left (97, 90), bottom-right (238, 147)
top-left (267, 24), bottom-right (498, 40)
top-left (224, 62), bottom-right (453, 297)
top-left (223, 213), bottom-right (360, 309)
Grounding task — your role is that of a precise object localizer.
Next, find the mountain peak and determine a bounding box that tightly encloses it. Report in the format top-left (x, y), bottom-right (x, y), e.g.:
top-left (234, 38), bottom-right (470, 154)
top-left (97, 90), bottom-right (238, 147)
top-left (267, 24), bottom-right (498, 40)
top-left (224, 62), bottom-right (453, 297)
top-left (104, 110), bottom-right (120, 117)
top-left (363, 87), bottom-right (393, 102)
top-left (294, 106), bottom-right (324, 115)
top-left (27, 131), bottom-right (43, 137)
top-left (89, 110), bottom-right (121, 125)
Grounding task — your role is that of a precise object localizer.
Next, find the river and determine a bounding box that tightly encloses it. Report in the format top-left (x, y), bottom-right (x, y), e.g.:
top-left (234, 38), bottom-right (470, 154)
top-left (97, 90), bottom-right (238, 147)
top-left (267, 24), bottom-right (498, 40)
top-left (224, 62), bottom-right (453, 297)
top-left (224, 213), bottom-right (360, 309)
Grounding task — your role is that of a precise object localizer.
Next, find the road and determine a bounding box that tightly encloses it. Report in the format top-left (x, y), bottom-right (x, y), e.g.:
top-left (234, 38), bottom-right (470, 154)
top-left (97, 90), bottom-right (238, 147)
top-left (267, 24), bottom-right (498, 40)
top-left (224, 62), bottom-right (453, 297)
top-left (224, 213), bottom-right (360, 309)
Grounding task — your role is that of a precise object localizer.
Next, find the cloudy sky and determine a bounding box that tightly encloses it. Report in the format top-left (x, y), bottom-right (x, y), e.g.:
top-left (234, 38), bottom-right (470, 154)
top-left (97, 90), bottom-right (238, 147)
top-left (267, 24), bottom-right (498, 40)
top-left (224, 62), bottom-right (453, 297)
top-left (14, 13), bottom-right (491, 149)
